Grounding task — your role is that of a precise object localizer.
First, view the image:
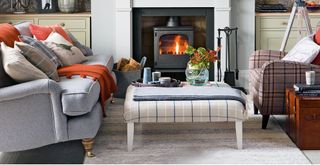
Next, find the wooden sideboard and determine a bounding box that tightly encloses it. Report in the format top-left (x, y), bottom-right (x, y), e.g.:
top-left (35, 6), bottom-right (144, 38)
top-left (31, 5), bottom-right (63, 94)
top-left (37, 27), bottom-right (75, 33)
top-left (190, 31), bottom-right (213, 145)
top-left (256, 12), bottom-right (320, 51)
top-left (286, 89), bottom-right (320, 149)
top-left (0, 12), bottom-right (91, 47)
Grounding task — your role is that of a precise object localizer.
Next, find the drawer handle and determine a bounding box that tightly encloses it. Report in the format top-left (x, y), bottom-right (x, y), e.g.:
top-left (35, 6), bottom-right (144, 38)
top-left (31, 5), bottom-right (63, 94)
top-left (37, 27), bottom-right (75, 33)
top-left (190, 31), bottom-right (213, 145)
top-left (282, 22), bottom-right (288, 25)
top-left (60, 22), bottom-right (66, 27)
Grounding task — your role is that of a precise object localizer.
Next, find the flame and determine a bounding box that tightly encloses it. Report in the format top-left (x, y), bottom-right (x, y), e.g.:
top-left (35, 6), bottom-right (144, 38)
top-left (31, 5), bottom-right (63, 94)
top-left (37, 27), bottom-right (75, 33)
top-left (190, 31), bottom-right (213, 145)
top-left (175, 41), bottom-right (179, 54)
top-left (159, 34), bottom-right (189, 55)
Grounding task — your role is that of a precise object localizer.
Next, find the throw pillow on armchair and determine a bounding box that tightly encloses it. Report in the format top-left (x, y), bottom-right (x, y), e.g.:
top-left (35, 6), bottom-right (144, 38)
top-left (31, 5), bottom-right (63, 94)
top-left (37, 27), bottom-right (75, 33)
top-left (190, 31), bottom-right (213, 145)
top-left (282, 35), bottom-right (320, 63)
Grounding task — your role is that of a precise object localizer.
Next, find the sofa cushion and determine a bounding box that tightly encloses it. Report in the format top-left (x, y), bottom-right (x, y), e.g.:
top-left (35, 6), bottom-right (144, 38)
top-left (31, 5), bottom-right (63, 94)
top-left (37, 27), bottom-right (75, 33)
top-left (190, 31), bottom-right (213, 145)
top-left (14, 22), bottom-right (32, 37)
top-left (0, 23), bottom-right (20, 48)
top-left (58, 76), bottom-right (100, 116)
top-left (15, 42), bottom-right (59, 81)
top-left (1, 42), bottom-right (48, 83)
top-left (83, 55), bottom-right (114, 72)
top-left (44, 42), bottom-right (86, 66)
top-left (66, 30), bottom-right (93, 56)
top-left (19, 35), bottom-right (62, 68)
top-left (29, 24), bottom-right (73, 43)
top-left (45, 32), bottom-right (73, 45)
top-left (0, 51), bottom-right (16, 88)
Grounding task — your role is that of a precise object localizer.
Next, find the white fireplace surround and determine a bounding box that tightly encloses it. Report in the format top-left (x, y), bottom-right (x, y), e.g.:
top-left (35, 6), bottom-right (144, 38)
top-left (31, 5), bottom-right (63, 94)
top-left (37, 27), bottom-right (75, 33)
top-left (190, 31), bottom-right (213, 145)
top-left (115, 0), bottom-right (231, 79)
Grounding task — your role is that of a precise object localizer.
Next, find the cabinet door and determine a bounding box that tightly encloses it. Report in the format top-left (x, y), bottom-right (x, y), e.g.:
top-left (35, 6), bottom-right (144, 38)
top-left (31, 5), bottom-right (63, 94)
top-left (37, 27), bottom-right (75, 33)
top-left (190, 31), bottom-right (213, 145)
top-left (38, 17), bottom-right (91, 47)
top-left (259, 30), bottom-right (300, 52)
top-left (70, 31), bottom-right (87, 46)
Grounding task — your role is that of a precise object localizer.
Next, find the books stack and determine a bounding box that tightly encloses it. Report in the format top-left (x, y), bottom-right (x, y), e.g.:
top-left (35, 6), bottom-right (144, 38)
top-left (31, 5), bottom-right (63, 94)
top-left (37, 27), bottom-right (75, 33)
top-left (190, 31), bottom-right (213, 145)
top-left (294, 84), bottom-right (320, 96)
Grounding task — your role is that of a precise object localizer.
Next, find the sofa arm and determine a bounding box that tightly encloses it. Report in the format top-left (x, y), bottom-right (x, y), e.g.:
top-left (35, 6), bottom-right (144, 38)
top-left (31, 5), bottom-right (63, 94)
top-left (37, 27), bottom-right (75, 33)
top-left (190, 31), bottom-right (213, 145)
top-left (249, 50), bottom-right (286, 69)
top-left (0, 79), bottom-right (61, 101)
top-left (0, 79), bottom-right (68, 151)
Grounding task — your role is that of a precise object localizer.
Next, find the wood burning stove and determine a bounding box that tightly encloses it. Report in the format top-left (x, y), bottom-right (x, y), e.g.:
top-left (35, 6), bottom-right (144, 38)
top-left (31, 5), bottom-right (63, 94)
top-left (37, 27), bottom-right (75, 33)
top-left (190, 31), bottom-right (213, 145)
top-left (153, 17), bottom-right (194, 70)
top-left (153, 27), bottom-right (193, 69)
top-left (133, 8), bottom-right (215, 80)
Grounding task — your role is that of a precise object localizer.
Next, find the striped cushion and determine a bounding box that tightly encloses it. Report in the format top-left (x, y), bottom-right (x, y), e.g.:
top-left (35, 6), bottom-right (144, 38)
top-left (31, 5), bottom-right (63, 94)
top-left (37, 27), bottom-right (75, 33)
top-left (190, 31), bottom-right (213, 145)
top-left (249, 50), bottom-right (320, 115)
top-left (15, 41), bottom-right (59, 81)
top-left (124, 83), bottom-right (248, 123)
top-left (19, 35), bottom-right (62, 68)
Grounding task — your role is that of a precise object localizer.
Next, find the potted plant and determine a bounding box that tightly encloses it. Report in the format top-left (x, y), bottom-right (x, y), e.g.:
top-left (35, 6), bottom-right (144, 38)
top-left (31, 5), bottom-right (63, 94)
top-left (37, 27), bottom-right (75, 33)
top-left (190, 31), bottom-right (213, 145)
top-left (185, 46), bottom-right (219, 86)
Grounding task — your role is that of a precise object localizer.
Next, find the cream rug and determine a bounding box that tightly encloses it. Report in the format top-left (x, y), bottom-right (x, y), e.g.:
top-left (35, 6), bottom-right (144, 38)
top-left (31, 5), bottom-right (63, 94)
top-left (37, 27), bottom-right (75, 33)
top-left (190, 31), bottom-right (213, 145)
top-left (85, 99), bottom-right (310, 164)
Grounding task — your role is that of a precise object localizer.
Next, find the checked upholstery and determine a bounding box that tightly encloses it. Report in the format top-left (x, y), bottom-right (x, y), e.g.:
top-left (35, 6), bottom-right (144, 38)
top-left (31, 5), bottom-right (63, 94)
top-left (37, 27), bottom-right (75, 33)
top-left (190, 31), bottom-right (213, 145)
top-left (249, 50), bottom-right (320, 115)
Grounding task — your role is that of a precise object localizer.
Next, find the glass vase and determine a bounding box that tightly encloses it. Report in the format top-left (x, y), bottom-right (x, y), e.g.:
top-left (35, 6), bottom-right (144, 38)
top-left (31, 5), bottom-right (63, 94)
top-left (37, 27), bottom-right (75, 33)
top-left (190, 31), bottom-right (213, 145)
top-left (185, 62), bottom-right (209, 86)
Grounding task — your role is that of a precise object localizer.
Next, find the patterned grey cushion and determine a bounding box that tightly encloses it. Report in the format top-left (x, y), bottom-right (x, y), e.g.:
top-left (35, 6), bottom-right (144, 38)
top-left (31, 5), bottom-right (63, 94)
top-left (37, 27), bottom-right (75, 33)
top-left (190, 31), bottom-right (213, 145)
top-left (15, 42), bottom-right (59, 81)
top-left (66, 31), bottom-right (93, 56)
top-left (0, 51), bottom-right (16, 88)
top-left (18, 35), bottom-right (62, 68)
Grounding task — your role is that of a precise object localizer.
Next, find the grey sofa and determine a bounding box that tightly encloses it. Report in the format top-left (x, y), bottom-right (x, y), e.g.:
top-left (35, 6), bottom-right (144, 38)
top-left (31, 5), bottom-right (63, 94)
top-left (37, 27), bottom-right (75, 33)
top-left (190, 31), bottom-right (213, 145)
top-left (0, 52), bottom-right (116, 157)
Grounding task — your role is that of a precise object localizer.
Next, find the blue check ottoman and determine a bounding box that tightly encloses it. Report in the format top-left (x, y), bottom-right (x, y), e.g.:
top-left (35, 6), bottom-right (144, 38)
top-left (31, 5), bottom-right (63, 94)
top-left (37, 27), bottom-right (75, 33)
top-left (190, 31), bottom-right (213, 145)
top-left (124, 82), bottom-right (248, 151)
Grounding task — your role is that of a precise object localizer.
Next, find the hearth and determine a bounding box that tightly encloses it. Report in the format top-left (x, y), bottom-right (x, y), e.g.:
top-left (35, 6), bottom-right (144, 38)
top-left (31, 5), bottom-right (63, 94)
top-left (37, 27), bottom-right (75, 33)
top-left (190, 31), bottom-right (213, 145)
top-left (153, 17), bottom-right (193, 70)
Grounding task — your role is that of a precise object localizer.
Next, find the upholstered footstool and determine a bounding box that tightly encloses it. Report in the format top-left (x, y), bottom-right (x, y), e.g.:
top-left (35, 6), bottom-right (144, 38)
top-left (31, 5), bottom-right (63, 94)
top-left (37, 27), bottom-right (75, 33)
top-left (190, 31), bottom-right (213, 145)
top-left (124, 82), bottom-right (248, 151)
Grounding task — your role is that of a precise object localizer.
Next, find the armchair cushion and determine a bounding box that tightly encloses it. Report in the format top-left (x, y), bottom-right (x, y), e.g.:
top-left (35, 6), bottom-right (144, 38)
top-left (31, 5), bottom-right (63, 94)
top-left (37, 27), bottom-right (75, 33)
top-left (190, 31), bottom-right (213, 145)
top-left (58, 76), bottom-right (100, 116)
top-left (282, 35), bottom-right (320, 63)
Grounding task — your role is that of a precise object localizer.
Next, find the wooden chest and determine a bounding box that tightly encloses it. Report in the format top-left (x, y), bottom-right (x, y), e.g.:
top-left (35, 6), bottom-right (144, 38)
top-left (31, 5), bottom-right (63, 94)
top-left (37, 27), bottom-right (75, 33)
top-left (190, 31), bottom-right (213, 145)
top-left (286, 89), bottom-right (320, 149)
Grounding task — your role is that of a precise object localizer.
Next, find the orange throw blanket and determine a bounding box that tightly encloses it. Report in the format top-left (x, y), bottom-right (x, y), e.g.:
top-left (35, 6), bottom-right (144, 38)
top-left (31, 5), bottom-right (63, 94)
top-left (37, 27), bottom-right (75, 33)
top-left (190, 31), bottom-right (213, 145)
top-left (58, 64), bottom-right (117, 117)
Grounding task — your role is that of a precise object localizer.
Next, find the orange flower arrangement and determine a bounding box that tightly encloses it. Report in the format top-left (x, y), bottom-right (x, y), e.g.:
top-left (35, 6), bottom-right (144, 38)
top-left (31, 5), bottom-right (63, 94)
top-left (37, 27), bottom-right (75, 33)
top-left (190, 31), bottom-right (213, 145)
top-left (185, 46), bottom-right (220, 69)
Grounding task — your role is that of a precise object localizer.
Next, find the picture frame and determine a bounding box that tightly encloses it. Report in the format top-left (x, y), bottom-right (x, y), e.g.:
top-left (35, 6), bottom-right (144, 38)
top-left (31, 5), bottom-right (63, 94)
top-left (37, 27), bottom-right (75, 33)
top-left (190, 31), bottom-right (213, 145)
top-left (37, 0), bottom-right (58, 13)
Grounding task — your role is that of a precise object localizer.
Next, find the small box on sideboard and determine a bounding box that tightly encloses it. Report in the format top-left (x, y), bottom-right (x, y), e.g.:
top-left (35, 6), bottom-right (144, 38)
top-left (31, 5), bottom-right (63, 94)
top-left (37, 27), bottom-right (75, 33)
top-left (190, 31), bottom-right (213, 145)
top-left (286, 88), bottom-right (320, 149)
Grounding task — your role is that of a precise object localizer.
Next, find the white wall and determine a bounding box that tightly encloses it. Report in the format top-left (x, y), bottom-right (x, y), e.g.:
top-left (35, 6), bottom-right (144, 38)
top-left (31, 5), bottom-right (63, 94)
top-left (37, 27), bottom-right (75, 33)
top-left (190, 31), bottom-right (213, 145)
top-left (231, 0), bottom-right (255, 89)
top-left (92, 0), bottom-right (116, 56)
top-left (92, 0), bottom-right (255, 88)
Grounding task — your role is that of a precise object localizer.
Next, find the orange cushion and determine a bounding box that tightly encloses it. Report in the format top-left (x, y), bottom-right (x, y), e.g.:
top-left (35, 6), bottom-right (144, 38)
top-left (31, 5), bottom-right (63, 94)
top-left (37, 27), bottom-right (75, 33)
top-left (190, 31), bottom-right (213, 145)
top-left (312, 52), bottom-right (320, 65)
top-left (29, 24), bottom-right (73, 44)
top-left (315, 27), bottom-right (320, 45)
top-left (313, 29), bottom-right (320, 65)
top-left (0, 23), bottom-right (20, 48)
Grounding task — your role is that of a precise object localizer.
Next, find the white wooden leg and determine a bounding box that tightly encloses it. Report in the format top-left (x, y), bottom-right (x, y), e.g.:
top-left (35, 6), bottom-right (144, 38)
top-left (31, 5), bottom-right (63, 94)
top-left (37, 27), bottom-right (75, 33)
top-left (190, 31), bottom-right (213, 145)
top-left (235, 121), bottom-right (243, 150)
top-left (127, 122), bottom-right (134, 152)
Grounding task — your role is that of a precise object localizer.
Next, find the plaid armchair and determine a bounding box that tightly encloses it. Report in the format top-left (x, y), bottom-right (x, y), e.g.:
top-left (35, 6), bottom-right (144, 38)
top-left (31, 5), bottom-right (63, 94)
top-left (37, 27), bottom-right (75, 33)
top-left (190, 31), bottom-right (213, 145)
top-left (249, 50), bottom-right (320, 129)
